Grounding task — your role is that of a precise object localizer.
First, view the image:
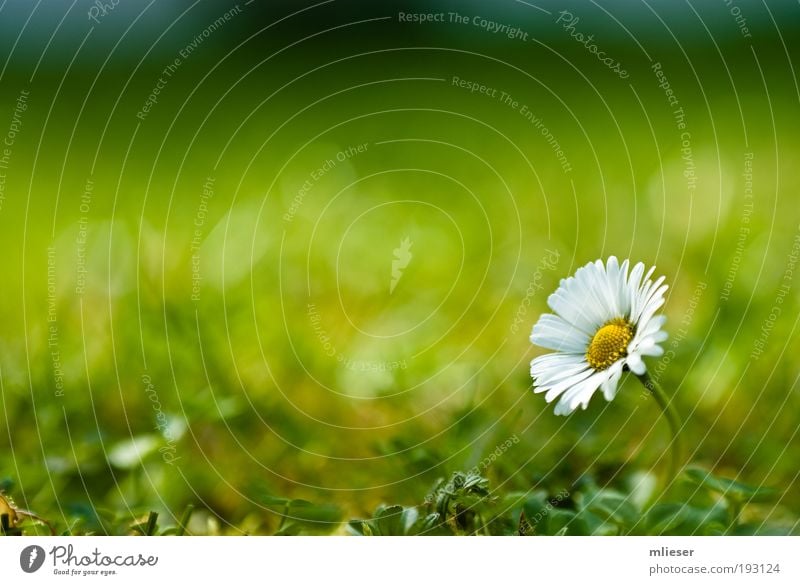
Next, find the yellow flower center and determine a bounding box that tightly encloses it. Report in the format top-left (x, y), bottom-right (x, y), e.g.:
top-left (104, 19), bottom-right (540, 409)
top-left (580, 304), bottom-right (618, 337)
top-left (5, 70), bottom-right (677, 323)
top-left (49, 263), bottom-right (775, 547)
top-left (586, 318), bottom-right (634, 371)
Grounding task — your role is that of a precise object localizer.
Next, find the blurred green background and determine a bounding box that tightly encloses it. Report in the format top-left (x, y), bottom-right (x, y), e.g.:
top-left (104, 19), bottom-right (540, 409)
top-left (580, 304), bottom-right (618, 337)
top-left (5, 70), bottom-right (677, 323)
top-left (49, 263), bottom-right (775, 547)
top-left (0, 0), bottom-right (798, 534)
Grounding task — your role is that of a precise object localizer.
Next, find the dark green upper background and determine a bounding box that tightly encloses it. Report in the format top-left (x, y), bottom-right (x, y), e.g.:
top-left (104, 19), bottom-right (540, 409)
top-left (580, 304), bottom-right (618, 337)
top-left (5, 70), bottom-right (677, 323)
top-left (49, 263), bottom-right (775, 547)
top-left (0, 0), bottom-right (798, 533)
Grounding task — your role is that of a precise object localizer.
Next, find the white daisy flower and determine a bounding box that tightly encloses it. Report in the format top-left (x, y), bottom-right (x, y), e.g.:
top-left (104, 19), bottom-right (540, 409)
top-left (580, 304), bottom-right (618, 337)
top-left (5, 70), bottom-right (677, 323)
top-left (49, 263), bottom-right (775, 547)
top-left (529, 257), bottom-right (669, 415)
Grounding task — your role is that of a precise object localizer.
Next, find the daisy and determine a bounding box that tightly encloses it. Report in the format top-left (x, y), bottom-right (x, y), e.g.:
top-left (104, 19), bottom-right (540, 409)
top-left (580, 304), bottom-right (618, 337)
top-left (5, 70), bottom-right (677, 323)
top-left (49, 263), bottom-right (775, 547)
top-left (529, 256), bottom-right (669, 416)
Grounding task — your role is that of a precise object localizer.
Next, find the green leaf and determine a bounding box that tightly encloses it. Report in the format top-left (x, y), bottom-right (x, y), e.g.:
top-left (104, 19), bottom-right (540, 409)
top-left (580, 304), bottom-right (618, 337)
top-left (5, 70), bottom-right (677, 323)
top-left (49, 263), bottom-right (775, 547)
top-left (260, 494), bottom-right (291, 507)
top-left (417, 513), bottom-right (445, 535)
top-left (703, 522), bottom-right (727, 535)
top-left (646, 504), bottom-right (690, 534)
top-left (371, 505), bottom-right (405, 535)
top-left (574, 509), bottom-right (619, 536)
top-left (518, 510), bottom-right (535, 536)
top-left (584, 490), bottom-right (639, 529)
top-left (345, 520), bottom-right (369, 536)
top-left (732, 523), bottom-right (794, 536)
top-left (285, 500), bottom-right (341, 524)
top-left (347, 506), bottom-right (428, 536)
top-left (400, 507), bottom-right (419, 533)
top-left (684, 467), bottom-right (779, 503)
top-left (513, 490), bottom-right (549, 528)
top-left (274, 523), bottom-right (303, 536)
top-left (645, 502), bottom-right (728, 535)
top-left (541, 508), bottom-right (576, 535)
top-left (272, 499), bottom-right (342, 535)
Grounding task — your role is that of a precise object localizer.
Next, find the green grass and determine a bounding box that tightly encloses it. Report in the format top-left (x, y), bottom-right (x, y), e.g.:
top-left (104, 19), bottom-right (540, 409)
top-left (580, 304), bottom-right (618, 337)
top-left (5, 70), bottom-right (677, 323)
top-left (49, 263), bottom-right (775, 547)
top-left (1, 0), bottom-right (799, 536)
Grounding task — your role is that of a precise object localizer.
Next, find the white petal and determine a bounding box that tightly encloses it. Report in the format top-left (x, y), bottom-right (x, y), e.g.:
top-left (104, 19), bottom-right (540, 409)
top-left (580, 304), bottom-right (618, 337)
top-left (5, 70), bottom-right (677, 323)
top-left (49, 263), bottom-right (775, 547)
top-left (632, 330), bottom-right (666, 354)
top-left (651, 330), bottom-right (668, 343)
top-left (530, 352), bottom-right (586, 374)
top-left (569, 262), bottom-right (614, 324)
top-left (632, 330), bottom-right (668, 349)
top-left (627, 262), bottom-right (645, 300)
top-left (617, 259), bottom-right (631, 316)
top-left (601, 361), bottom-right (624, 400)
top-left (530, 314), bottom-right (590, 352)
top-left (571, 372), bottom-right (609, 411)
top-left (597, 257), bottom-right (622, 316)
top-left (638, 314), bottom-right (667, 338)
top-left (533, 360), bottom-right (591, 387)
top-left (542, 368), bottom-right (595, 401)
top-left (631, 311), bottom-right (668, 352)
top-left (606, 256), bottom-right (620, 280)
top-left (626, 352), bottom-right (646, 375)
top-left (631, 269), bottom-right (666, 322)
top-left (636, 286), bottom-right (668, 326)
top-left (553, 369), bottom-right (608, 415)
top-left (638, 343), bottom-right (664, 357)
top-left (553, 398), bottom-right (573, 416)
top-left (586, 261), bottom-right (619, 322)
top-left (547, 290), bottom-right (598, 334)
top-left (607, 256), bottom-right (634, 317)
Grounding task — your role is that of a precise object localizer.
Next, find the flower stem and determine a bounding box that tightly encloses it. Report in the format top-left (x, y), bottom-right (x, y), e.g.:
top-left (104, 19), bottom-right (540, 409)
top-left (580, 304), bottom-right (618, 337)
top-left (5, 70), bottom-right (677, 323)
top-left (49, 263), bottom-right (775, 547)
top-left (637, 372), bottom-right (683, 485)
